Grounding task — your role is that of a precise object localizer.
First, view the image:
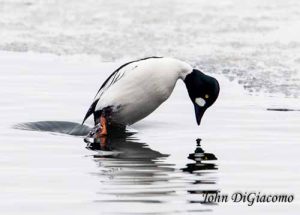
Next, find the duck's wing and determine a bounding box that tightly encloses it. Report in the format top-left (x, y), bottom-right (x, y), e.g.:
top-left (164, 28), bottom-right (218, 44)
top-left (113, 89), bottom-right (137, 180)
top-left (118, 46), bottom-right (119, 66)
top-left (82, 56), bottom-right (162, 124)
top-left (81, 68), bottom-right (125, 125)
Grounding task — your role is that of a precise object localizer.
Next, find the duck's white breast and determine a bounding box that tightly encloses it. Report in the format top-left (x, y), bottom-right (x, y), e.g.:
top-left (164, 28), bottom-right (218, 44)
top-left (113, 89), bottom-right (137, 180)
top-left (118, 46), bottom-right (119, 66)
top-left (96, 58), bottom-right (192, 125)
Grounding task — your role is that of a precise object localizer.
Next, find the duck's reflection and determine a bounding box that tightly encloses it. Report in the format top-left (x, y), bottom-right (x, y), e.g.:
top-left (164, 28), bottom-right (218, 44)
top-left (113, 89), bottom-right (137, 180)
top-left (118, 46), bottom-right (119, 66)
top-left (181, 138), bottom-right (219, 205)
top-left (86, 135), bottom-right (218, 206)
top-left (182, 138), bottom-right (217, 173)
top-left (14, 120), bottom-right (218, 207)
top-left (86, 133), bottom-right (174, 187)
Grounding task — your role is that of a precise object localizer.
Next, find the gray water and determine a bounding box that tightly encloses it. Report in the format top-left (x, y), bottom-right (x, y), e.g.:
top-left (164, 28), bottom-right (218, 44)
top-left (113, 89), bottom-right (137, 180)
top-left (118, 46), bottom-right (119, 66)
top-left (0, 0), bottom-right (300, 214)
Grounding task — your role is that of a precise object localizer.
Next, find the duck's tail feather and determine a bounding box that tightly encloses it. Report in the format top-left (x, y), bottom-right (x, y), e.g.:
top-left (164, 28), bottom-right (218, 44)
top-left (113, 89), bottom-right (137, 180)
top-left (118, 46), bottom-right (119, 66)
top-left (82, 99), bottom-right (99, 125)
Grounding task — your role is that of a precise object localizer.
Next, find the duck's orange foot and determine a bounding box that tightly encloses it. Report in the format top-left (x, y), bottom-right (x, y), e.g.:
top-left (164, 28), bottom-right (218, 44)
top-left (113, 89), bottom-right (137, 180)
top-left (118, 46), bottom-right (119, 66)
top-left (96, 115), bottom-right (107, 137)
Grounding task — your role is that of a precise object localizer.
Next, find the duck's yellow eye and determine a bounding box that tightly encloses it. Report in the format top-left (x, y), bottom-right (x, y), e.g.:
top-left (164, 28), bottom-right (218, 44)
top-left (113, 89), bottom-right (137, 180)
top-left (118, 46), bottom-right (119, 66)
top-left (205, 94), bottom-right (209, 99)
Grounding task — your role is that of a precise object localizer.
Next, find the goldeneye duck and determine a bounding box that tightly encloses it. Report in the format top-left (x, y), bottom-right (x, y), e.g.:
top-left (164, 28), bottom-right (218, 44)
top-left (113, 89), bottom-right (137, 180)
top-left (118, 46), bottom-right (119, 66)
top-left (82, 57), bottom-right (220, 137)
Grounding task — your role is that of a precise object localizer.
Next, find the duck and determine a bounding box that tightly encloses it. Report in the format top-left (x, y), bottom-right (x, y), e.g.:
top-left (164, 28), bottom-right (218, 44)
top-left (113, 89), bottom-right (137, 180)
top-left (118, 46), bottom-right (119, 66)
top-left (82, 57), bottom-right (220, 136)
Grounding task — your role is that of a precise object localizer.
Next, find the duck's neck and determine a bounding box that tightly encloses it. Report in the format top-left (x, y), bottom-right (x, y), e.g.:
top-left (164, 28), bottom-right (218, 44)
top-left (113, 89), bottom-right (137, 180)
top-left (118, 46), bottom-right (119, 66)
top-left (176, 59), bottom-right (193, 81)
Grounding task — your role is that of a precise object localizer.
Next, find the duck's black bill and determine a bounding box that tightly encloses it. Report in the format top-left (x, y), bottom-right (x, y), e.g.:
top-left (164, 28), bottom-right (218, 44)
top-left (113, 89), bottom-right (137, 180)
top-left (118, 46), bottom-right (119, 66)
top-left (194, 104), bottom-right (207, 125)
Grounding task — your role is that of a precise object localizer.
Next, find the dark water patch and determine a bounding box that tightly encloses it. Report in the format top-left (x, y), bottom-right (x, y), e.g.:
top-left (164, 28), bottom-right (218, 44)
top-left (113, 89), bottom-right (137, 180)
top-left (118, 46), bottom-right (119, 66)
top-left (13, 121), bottom-right (91, 136)
top-left (183, 163), bottom-right (217, 173)
top-left (267, 108), bottom-right (300, 111)
top-left (94, 199), bottom-right (164, 204)
top-left (193, 180), bottom-right (216, 185)
top-left (188, 190), bottom-right (219, 195)
top-left (97, 190), bottom-right (176, 197)
top-left (189, 200), bottom-right (218, 205)
top-left (14, 120), bottom-right (136, 139)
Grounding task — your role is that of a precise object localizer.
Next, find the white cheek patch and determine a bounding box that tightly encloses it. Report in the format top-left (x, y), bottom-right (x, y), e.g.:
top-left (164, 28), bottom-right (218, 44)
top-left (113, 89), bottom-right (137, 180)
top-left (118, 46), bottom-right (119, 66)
top-left (195, 97), bottom-right (206, 107)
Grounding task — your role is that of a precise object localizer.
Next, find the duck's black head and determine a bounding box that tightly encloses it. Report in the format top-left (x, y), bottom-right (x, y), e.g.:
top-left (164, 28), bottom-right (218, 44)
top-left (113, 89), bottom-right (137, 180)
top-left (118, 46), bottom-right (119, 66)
top-left (184, 69), bottom-right (220, 125)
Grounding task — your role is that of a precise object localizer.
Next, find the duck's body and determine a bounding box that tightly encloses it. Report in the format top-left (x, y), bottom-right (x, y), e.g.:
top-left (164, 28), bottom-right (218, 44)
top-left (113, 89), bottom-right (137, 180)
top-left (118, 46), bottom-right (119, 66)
top-left (83, 57), bottom-right (219, 135)
top-left (93, 57), bottom-right (192, 125)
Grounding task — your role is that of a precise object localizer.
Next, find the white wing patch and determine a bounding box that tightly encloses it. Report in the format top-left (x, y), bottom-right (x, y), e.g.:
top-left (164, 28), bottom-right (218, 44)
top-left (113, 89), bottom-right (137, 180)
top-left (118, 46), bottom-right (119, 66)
top-left (195, 97), bottom-right (206, 107)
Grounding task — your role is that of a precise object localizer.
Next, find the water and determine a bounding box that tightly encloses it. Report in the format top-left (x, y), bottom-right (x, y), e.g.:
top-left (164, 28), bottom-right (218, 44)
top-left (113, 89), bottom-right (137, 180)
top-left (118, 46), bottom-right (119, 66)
top-left (0, 0), bottom-right (300, 214)
top-left (13, 120), bottom-right (220, 214)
